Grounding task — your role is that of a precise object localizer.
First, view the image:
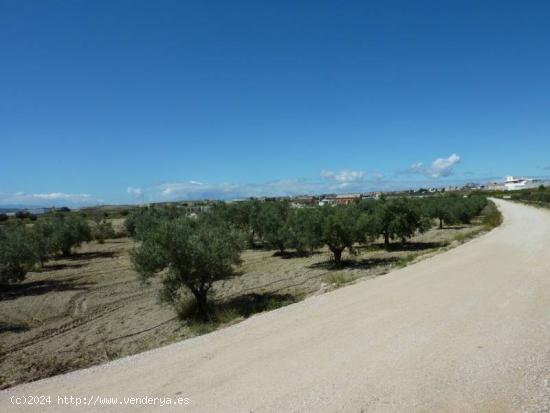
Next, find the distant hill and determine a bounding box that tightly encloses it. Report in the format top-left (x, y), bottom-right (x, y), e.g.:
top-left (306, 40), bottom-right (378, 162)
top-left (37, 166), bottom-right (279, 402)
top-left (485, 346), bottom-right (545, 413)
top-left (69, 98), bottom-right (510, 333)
top-left (0, 205), bottom-right (50, 214)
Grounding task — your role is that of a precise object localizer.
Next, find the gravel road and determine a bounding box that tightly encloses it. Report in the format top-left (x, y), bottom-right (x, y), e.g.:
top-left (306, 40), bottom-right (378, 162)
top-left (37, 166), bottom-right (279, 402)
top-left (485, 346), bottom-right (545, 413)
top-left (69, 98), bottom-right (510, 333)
top-left (1, 199), bottom-right (549, 412)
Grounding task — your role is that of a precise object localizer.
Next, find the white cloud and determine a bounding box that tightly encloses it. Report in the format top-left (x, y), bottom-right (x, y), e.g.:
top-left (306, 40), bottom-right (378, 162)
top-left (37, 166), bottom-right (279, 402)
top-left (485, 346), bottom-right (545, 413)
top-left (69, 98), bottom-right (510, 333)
top-left (400, 154), bottom-right (461, 178)
top-left (155, 170), bottom-right (376, 201)
top-left (407, 162), bottom-right (425, 174)
top-left (429, 154), bottom-right (461, 177)
top-left (127, 186), bottom-right (143, 198)
top-left (372, 172), bottom-right (384, 181)
top-left (127, 159), bottom-right (474, 202)
top-left (157, 180), bottom-right (323, 200)
top-left (321, 169), bottom-right (365, 184)
top-left (30, 192), bottom-right (92, 201)
top-left (0, 192), bottom-right (101, 206)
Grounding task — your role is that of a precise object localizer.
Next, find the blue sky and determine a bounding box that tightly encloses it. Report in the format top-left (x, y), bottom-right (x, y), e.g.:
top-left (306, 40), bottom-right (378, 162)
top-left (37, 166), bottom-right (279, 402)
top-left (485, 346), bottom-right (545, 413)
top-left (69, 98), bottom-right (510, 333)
top-left (1, 0), bottom-right (550, 206)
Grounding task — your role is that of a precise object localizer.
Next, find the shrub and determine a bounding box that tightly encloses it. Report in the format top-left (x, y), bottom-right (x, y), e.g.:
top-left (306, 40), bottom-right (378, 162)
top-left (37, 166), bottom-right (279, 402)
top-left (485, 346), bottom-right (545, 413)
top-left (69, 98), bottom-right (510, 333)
top-left (92, 220), bottom-right (115, 243)
top-left (397, 254), bottom-right (416, 267)
top-left (15, 211), bottom-right (30, 220)
top-left (0, 213), bottom-right (8, 222)
top-left (324, 272), bottom-right (354, 287)
top-left (482, 202), bottom-right (503, 230)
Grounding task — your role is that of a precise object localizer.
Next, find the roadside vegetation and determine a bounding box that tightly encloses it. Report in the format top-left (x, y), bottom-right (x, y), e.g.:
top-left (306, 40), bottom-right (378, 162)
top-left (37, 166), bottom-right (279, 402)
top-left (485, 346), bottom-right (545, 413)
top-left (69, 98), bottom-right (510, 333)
top-left (508, 185), bottom-right (550, 208)
top-left (476, 184), bottom-right (550, 208)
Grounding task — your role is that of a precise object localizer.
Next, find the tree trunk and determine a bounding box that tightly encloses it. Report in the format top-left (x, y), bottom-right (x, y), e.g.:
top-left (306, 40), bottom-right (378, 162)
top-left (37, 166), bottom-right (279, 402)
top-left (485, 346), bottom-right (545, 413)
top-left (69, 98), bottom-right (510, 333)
top-left (62, 247), bottom-right (71, 257)
top-left (191, 290), bottom-right (210, 321)
top-left (439, 218), bottom-right (443, 229)
top-left (331, 247), bottom-right (343, 264)
top-left (383, 231), bottom-right (390, 250)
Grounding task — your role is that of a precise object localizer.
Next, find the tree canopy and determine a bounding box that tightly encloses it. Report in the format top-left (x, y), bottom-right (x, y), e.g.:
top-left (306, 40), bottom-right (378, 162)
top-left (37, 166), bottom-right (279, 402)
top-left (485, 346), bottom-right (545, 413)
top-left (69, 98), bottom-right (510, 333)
top-left (0, 223), bottom-right (36, 284)
top-left (131, 215), bottom-right (244, 319)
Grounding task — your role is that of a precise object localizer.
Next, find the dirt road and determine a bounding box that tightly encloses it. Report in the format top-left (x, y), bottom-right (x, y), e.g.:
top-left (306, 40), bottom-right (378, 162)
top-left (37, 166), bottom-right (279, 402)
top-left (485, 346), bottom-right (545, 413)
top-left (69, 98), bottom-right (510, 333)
top-left (1, 199), bottom-right (549, 412)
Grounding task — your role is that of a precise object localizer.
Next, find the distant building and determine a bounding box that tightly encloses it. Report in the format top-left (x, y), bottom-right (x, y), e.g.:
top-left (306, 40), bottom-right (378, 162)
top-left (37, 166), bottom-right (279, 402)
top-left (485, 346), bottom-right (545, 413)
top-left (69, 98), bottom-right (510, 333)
top-left (503, 176), bottom-right (542, 191)
top-left (463, 182), bottom-right (482, 190)
top-left (291, 195), bottom-right (317, 208)
top-left (334, 193), bottom-right (362, 205)
top-left (362, 192), bottom-right (381, 200)
top-left (318, 197), bottom-right (336, 206)
top-left (487, 181), bottom-right (505, 191)
top-left (486, 176), bottom-right (543, 191)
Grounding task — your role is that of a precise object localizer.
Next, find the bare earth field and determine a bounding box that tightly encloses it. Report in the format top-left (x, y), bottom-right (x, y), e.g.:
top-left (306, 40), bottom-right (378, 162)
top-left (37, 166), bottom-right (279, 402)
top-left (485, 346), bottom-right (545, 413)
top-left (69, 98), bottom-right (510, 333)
top-left (1, 199), bottom-right (548, 412)
top-left (0, 217), bottom-right (484, 389)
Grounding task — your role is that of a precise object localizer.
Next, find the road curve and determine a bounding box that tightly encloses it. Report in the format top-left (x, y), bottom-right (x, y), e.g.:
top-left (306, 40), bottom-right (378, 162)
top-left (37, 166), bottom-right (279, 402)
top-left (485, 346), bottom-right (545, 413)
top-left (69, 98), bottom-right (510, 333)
top-left (1, 199), bottom-right (549, 412)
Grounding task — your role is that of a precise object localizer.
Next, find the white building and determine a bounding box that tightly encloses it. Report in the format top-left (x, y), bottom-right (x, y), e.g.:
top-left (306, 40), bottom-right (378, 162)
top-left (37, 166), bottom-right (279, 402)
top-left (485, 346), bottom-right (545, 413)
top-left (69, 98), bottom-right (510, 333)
top-left (503, 176), bottom-right (542, 191)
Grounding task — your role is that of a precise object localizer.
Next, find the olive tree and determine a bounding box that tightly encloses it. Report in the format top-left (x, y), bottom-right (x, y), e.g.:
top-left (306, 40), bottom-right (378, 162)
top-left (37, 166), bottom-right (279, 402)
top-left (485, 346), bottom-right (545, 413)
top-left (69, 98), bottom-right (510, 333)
top-left (286, 208), bottom-right (324, 254)
top-left (365, 200), bottom-right (394, 249)
top-left (423, 197), bottom-right (457, 229)
top-left (388, 199), bottom-right (428, 244)
top-left (131, 216), bottom-right (244, 320)
top-left (210, 200), bottom-right (262, 248)
top-left (29, 219), bottom-right (56, 266)
top-left (363, 199), bottom-right (428, 249)
top-left (257, 201), bottom-right (291, 253)
top-left (124, 206), bottom-right (182, 240)
top-left (451, 196), bottom-right (487, 224)
top-left (51, 215), bottom-right (92, 256)
top-left (0, 224), bottom-right (36, 284)
top-left (92, 219), bottom-right (115, 243)
top-left (322, 205), bottom-right (357, 264)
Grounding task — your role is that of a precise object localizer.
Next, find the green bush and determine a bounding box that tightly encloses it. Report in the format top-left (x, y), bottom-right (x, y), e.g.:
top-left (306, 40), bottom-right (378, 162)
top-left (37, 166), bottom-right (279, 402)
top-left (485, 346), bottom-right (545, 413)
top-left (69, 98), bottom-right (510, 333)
top-left (324, 272), bottom-right (354, 286)
top-left (92, 220), bottom-right (115, 243)
top-left (50, 215), bottom-right (92, 256)
top-left (29, 220), bottom-right (57, 266)
top-left (322, 205), bottom-right (357, 264)
top-left (361, 198), bottom-right (428, 249)
top-left (286, 208), bottom-right (324, 254)
top-left (257, 201), bottom-right (291, 253)
top-left (131, 215), bottom-right (244, 320)
top-left (482, 202), bottom-right (503, 230)
top-left (15, 211), bottom-right (31, 220)
top-left (0, 224), bottom-right (37, 284)
top-left (124, 206), bottom-right (183, 239)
